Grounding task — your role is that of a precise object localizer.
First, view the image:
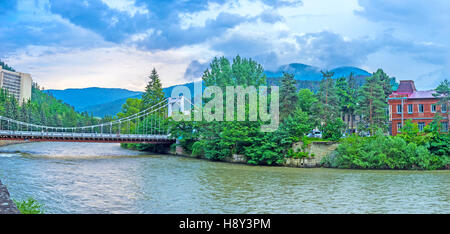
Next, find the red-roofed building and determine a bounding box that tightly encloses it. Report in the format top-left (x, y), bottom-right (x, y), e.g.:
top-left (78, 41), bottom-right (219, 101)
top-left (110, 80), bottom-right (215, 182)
top-left (388, 80), bottom-right (448, 135)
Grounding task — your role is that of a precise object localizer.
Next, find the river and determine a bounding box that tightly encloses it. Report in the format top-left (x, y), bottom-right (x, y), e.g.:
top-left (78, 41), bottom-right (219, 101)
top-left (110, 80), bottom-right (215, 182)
top-left (0, 142), bottom-right (448, 214)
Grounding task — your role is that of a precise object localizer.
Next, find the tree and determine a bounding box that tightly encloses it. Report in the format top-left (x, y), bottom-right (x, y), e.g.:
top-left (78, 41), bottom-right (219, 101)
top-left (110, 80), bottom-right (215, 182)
top-left (141, 68), bottom-right (165, 111)
top-left (433, 79), bottom-right (449, 126)
top-left (371, 69), bottom-right (395, 100)
top-left (313, 71), bottom-right (340, 126)
top-left (280, 72), bottom-right (298, 121)
top-left (335, 74), bottom-right (358, 131)
top-left (117, 98), bottom-right (142, 118)
top-left (320, 117), bottom-right (345, 141)
top-left (357, 74), bottom-right (388, 135)
top-left (297, 88), bottom-right (317, 115)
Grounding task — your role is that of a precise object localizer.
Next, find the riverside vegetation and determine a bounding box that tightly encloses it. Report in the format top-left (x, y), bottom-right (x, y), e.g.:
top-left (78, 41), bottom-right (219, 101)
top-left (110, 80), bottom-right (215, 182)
top-left (116, 56), bottom-right (449, 170)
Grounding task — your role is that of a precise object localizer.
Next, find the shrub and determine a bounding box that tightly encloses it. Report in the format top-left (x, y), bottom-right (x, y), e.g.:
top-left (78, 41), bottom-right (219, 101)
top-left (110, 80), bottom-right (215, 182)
top-left (324, 130), bottom-right (448, 170)
top-left (320, 118), bottom-right (345, 141)
top-left (191, 141), bottom-right (205, 157)
top-left (13, 198), bottom-right (44, 214)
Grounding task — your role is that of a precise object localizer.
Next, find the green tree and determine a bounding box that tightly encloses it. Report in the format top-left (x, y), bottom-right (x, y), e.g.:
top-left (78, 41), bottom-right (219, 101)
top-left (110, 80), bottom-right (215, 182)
top-left (198, 56), bottom-right (267, 161)
top-left (297, 88), bottom-right (317, 115)
top-left (280, 72), bottom-right (298, 121)
top-left (357, 74), bottom-right (388, 135)
top-left (117, 98), bottom-right (142, 118)
top-left (335, 75), bottom-right (358, 131)
top-left (141, 68), bottom-right (165, 111)
top-left (313, 71), bottom-right (339, 124)
top-left (372, 68), bottom-right (394, 99)
top-left (433, 79), bottom-right (449, 124)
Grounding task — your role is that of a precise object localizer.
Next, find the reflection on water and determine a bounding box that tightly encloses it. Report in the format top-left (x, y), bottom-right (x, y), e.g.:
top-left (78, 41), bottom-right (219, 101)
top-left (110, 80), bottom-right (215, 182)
top-left (0, 142), bottom-right (448, 214)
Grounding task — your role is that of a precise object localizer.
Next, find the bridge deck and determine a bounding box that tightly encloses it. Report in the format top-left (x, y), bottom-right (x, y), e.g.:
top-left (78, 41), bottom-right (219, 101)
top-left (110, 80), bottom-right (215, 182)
top-left (0, 130), bottom-right (175, 144)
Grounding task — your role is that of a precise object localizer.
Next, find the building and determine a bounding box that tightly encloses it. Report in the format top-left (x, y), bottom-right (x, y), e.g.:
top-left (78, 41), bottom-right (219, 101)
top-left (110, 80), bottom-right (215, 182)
top-left (388, 80), bottom-right (448, 135)
top-left (0, 67), bottom-right (32, 105)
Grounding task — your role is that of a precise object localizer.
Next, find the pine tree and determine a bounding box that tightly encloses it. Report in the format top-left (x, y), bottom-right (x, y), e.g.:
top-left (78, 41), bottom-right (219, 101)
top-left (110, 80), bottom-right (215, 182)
top-left (433, 79), bottom-right (449, 128)
top-left (357, 74), bottom-right (388, 135)
top-left (141, 68), bottom-right (165, 111)
top-left (313, 71), bottom-right (340, 125)
top-left (280, 72), bottom-right (298, 121)
top-left (372, 69), bottom-right (394, 99)
top-left (336, 73), bottom-right (359, 131)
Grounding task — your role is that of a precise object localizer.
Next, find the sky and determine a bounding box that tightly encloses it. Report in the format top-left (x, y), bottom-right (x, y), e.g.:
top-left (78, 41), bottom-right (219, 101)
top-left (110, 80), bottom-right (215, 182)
top-left (0, 0), bottom-right (448, 91)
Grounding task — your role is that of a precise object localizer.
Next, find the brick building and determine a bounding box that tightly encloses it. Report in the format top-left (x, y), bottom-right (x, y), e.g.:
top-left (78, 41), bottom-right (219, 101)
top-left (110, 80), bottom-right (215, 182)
top-left (388, 80), bottom-right (448, 135)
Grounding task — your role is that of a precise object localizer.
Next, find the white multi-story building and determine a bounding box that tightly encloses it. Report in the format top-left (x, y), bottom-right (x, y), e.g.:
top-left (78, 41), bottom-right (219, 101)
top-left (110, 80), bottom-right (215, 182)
top-left (0, 67), bottom-right (32, 105)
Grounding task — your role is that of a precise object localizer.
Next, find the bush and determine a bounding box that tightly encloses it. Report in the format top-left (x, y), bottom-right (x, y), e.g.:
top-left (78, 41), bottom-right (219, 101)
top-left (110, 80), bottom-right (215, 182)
top-left (320, 118), bottom-right (345, 141)
top-left (323, 130), bottom-right (448, 170)
top-left (13, 198), bottom-right (44, 214)
top-left (191, 141), bottom-right (205, 157)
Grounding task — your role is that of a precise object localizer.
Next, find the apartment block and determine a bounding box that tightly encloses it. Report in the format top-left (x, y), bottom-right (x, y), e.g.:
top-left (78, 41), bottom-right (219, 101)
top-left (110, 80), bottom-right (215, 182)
top-left (0, 67), bottom-right (32, 105)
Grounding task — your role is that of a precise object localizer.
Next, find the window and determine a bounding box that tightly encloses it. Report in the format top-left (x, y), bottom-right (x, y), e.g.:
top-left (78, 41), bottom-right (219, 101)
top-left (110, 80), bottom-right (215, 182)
top-left (408, 104), bottom-right (413, 113)
top-left (418, 122), bottom-right (426, 131)
top-left (431, 104), bottom-right (436, 113)
top-left (442, 122), bottom-right (448, 132)
top-left (397, 122), bottom-right (402, 133)
top-left (442, 104), bottom-right (447, 113)
top-left (418, 104), bottom-right (424, 113)
top-left (397, 104), bottom-right (402, 113)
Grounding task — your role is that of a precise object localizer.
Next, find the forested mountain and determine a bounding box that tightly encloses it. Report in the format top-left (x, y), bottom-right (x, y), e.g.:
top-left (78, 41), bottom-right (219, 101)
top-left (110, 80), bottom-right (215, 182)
top-left (264, 63), bottom-right (371, 81)
top-left (45, 87), bottom-right (143, 111)
top-left (0, 83), bottom-right (98, 128)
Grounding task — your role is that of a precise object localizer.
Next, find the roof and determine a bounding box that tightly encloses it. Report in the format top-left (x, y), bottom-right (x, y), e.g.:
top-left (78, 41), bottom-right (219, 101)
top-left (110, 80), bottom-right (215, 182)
top-left (395, 80), bottom-right (416, 94)
top-left (389, 80), bottom-right (440, 99)
top-left (407, 90), bottom-right (437, 99)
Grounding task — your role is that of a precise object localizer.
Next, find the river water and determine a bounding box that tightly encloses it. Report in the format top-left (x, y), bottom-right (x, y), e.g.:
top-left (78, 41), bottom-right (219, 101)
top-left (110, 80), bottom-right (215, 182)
top-left (0, 142), bottom-right (448, 214)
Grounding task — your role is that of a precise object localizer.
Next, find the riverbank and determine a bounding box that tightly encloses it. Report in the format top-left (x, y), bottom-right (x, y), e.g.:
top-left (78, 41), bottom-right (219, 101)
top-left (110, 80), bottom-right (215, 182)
top-left (0, 140), bottom-right (27, 147)
top-left (165, 140), bottom-right (449, 170)
top-left (0, 180), bottom-right (20, 214)
top-left (169, 141), bottom-right (340, 168)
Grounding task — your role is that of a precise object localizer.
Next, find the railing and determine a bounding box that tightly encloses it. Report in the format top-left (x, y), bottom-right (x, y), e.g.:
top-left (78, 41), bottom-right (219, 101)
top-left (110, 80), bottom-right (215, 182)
top-left (0, 130), bottom-right (174, 143)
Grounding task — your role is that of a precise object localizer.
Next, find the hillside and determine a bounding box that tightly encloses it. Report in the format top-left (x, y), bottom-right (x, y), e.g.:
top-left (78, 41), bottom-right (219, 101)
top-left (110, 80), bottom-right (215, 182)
top-left (45, 87), bottom-right (143, 111)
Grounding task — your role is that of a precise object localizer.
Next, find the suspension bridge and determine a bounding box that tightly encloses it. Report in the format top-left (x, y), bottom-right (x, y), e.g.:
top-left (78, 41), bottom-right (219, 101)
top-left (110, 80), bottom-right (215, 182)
top-left (0, 97), bottom-right (189, 144)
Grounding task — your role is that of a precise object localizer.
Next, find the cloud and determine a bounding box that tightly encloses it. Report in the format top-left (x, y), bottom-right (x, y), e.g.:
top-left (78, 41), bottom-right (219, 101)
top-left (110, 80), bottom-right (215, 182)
top-left (1, 0), bottom-right (448, 91)
top-left (293, 31), bottom-right (380, 69)
top-left (8, 44), bottom-right (216, 91)
top-left (261, 0), bottom-right (302, 8)
top-left (183, 60), bottom-right (210, 81)
top-left (48, 0), bottom-right (152, 43)
top-left (356, 0), bottom-right (450, 30)
top-left (0, 0), bottom-right (109, 56)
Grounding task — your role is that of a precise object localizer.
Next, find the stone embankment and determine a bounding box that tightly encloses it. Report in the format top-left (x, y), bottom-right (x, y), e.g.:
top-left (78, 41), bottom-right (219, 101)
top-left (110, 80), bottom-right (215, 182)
top-left (172, 141), bottom-right (340, 167)
top-left (0, 180), bottom-right (20, 214)
top-left (283, 141), bottom-right (340, 168)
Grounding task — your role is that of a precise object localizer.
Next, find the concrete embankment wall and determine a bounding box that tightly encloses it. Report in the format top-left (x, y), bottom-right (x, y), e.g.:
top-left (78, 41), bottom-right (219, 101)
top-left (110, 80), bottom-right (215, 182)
top-left (283, 141), bottom-right (340, 168)
top-left (0, 180), bottom-right (20, 214)
top-left (172, 141), bottom-right (340, 167)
